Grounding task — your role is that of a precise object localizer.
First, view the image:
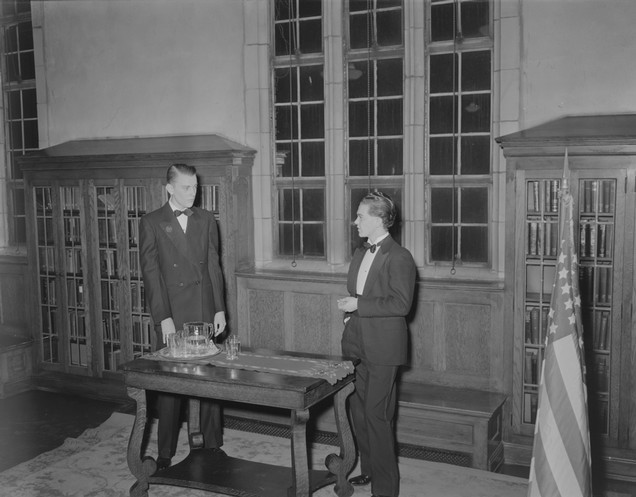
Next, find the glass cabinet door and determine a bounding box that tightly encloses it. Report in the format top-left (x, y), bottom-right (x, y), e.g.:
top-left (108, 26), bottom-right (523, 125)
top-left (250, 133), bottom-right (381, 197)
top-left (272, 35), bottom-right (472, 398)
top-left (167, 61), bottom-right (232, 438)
top-left (125, 185), bottom-right (152, 360)
top-left (35, 186), bottom-right (58, 364)
top-left (96, 186), bottom-right (121, 372)
top-left (521, 178), bottom-right (561, 427)
top-left (61, 186), bottom-right (88, 369)
top-left (517, 172), bottom-right (623, 444)
top-left (576, 178), bottom-right (617, 439)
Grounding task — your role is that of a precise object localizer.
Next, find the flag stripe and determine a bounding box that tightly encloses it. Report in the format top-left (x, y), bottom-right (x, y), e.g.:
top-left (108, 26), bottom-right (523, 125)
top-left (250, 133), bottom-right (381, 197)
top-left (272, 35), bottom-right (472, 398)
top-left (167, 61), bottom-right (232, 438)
top-left (529, 435), bottom-right (558, 497)
top-left (537, 393), bottom-right (583, 497)
top-left (543, 338), bottom-right (590, 495)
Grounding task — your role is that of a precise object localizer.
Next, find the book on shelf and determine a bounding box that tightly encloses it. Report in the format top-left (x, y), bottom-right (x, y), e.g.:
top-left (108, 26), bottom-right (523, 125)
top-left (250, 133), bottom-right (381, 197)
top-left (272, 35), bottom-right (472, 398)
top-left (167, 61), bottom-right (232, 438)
top-left (528, 222), bottom-right (538, 255)
top-left (530, 307), bottom-right (540, 344)
top-left (527, 181), bottom-right (540, 212)
top-left (541, 307), bottom-right (549, 344)
top-left (525, 349), bottom-right (539, 385)
top-left (599, 311), bottom-right (610, 351)
top-left (597, 267), bottom-right (610, 304)
top-left (601, 181), bottom-right (612, 214)
top-left (105, 348), bottom-right (122, 371)
top-left (128, 219), bottom-right (140, 247)
top-left (525, 309), bottom-right (532, 343)
top-left (583, 182), bottom-right (592, 213)
top-left (69, 339), bottom-right (87, 367)
top-left (580, 266), bottom-right (594, 304)
top-left (598, 224), bottom-right (606, 258)
top-left (594, 356), bottom-right (610, 393)
top-left (550, 180), bottom-right (559, 212)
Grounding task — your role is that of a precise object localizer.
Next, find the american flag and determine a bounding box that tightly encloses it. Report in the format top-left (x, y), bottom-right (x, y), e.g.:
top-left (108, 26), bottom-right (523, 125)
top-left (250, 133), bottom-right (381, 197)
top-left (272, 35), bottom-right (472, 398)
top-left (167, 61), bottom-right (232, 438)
top-left (527, 176), bottom-right (592, 497)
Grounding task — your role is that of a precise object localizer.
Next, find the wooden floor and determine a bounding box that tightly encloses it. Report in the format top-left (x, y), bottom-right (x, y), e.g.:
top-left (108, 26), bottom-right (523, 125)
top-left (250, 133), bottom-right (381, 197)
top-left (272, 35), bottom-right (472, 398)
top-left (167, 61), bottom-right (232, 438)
top-left (0, 389), bottom-right (633, 497)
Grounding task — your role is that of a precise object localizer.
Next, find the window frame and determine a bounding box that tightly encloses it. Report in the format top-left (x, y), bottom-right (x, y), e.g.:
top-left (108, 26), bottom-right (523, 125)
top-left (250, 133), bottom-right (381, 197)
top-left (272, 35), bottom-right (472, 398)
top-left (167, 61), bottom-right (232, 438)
top-left (1, 1), bottom-right (38, 247)
top-left (266, 0), bottom-right (497, 275)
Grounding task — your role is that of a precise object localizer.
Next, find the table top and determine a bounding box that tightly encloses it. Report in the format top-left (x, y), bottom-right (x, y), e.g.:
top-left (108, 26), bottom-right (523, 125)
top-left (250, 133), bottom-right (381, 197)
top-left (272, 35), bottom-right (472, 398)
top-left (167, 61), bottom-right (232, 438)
top-left (121, 347), bottom-right (357, 410)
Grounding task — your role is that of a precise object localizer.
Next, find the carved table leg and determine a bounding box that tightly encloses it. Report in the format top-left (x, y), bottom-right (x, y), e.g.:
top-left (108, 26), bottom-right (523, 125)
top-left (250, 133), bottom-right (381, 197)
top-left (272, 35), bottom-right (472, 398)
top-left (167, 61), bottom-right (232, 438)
top-left (325, 382), bottom-right (355, 497)
top-left (126, 387), bottom-right (156, 497)
top-left (289, 408), bottom-right (310, 497)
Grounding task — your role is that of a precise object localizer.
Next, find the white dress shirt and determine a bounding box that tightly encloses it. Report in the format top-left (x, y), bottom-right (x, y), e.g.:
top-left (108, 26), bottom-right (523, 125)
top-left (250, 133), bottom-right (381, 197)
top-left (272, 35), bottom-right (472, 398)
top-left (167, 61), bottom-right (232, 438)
top-left (356, 233), bottom-right (389, 295)
top-left (169, 200), bottom-right (189, 233)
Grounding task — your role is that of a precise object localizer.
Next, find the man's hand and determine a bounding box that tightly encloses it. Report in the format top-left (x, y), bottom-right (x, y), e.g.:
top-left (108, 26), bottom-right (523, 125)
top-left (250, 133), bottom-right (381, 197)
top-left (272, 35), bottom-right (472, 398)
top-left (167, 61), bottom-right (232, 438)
top-left (160, 318), bottom-right (177, 344)
top-left (213, 311), bottom-right (226, 336)
top-left (337, 296), bottom-right (358, 313)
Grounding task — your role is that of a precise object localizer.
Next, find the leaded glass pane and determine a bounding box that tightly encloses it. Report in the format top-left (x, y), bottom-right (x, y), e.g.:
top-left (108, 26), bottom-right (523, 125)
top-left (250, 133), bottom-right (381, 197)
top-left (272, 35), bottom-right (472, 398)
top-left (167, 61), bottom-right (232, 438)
top-left (461, 0), bottom-right (489, 38)
top-left (377, 10), bottom-right (402, 46)
top-left (461, 226), bottom-right (488, 262)
top-left (461, 188), bottom-right (488, 223)
top-left (462, 51), bottom-right (491, 91)
top-left (349, 140), bottom-right (373, 176)
top-left (461, 136), bottom-right (490, 175)
top-left (377, 59), bottom-right (403, 96)
top-left (302, 189), bottom-right (325, 221)
top-left (461, 94), bottom-right (490, 133)
top-left (377, 139), bottom-right (403, 175)
top-left (301, 142), bottom-right (325, 176)
top-left (429, 136), bottom-right (456, 175)
top-left (377, 99), bottom-right (402, 136)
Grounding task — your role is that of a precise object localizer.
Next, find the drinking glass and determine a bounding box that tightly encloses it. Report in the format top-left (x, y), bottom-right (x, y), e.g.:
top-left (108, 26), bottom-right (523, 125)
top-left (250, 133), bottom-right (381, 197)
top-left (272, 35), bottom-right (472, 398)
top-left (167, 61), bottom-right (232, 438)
top-left (226, 335), bottom-right (240, 360)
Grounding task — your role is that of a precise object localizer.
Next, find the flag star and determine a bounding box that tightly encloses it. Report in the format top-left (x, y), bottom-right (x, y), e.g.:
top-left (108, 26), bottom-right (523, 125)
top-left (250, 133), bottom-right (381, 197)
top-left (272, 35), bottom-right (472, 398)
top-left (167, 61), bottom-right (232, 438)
top-left (559, 268), bottom-right (568, 279)
top-left (549, 309), bottom-right (555, 319)
top-left (550, 322), bottom-right (558, 335)
top-left (559, 253), bottom-right (566, 264)
top-left (561, 283), bottom-right (571, 295)
top-left (574, 295), bottom-right (581, 306)
top-left (564, 298), bottom-right (573, 310)
top-left (569, 314), bottom-right (576, 325)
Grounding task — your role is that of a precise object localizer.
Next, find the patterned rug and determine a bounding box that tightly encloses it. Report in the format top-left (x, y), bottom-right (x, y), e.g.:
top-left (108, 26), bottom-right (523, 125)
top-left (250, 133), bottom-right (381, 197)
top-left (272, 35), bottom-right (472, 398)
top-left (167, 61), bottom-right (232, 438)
top-left (0, 412), bottom-right (528, 497)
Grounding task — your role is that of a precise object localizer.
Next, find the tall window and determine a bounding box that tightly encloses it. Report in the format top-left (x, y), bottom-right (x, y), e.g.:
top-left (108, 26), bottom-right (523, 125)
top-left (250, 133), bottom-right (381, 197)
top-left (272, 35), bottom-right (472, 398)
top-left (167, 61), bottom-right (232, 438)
top-left (1, 0), bottom-right (38, 246)
top-left (347, 0), bottom-right (404, 254)
top-left (272, 0), bottom-right (492, 267)
top-left (428, 0), bottom-right (491, 265)
top-left (273, 0), bottom-right (325, 258)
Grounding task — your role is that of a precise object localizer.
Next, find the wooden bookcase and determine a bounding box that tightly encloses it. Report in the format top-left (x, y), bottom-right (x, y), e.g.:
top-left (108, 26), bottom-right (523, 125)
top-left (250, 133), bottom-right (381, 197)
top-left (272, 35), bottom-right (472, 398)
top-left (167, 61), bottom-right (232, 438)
top-left (498, 114), bottom-right (636, 474)
top-left (21, 135), bottom-right (255, 384)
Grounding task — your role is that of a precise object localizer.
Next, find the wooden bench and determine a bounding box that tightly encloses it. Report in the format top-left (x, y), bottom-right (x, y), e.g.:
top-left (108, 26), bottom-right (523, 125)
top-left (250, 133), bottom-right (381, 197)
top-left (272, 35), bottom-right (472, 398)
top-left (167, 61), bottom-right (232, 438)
top-left (225, 380), bottom-right (508, 473)
top-left (396, 382), bottom-right (507, 472)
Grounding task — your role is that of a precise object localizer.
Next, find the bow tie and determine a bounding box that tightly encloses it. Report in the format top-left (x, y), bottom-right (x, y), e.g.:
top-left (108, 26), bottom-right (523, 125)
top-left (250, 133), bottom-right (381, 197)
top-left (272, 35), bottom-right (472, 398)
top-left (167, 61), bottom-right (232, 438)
top-left (174, 208), bottom-right (193, 217)
top-left (364, 241), bottom-right (378, 253)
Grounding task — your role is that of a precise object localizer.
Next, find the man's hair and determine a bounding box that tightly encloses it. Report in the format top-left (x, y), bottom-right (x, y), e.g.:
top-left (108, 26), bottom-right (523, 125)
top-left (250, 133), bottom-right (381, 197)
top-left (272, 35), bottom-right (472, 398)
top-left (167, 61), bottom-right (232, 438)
top-left (166, 163), bottom-right (197, 184)
top-left (360, 190), bottom-right (397, 229)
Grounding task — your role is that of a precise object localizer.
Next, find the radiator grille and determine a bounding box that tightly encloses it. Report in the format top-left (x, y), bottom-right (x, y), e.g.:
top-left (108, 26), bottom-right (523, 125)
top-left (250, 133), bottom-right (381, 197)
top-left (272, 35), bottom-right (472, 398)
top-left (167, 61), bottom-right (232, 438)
top-left (223, 415), bottom-right (471, 468)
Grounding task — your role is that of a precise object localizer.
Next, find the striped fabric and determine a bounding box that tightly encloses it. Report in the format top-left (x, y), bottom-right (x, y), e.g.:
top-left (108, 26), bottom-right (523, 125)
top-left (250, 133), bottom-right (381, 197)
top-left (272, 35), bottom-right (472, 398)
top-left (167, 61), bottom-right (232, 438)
top-left (527, 177), bottom-right (592, 497)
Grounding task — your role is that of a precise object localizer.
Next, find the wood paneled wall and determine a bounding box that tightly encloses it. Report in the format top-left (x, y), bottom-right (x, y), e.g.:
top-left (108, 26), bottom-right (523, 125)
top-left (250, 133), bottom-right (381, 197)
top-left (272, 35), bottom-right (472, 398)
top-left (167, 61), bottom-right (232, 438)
top-left (0, 255), bottom-right (29, 339)
top-left (236, 273), bottom-right (506, 393)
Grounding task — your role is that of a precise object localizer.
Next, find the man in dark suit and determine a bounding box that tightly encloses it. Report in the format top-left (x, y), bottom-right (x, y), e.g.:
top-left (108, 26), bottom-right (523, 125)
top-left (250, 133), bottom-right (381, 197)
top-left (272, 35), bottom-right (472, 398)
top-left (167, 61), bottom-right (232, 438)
top-left (338, 191), bottom-right (417, 497)
top-left (139, 163), bottom-right (226, 471)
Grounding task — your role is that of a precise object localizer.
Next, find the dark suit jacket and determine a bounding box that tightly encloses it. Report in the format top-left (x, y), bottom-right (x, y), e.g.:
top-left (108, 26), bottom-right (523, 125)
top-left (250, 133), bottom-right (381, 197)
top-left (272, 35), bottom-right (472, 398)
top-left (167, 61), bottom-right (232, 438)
top-left (346, 236), bottom-right (416, 365)
top-left (139, 202), bottom-right (226, 333)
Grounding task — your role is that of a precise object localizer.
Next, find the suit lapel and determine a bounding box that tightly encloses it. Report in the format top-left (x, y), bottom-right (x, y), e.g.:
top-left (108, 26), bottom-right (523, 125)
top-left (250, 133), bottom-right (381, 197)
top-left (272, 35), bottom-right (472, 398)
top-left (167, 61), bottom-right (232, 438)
top-left (185, 209), bottom-right (206, 270)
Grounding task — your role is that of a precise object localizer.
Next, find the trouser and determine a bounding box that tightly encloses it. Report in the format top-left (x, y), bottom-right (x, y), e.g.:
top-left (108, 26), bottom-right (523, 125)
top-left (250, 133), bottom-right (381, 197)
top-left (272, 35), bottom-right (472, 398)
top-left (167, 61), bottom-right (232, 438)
top-left (342, 316), bottom-right (400, 497)
top-left (156, 392), bottom-right (223, 459)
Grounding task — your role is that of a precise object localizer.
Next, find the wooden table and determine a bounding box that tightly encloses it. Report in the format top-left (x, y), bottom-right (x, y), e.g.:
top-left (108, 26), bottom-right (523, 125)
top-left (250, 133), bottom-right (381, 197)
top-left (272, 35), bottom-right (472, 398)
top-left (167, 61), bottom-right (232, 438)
top-left (122, 349), bottom-right (357, 497)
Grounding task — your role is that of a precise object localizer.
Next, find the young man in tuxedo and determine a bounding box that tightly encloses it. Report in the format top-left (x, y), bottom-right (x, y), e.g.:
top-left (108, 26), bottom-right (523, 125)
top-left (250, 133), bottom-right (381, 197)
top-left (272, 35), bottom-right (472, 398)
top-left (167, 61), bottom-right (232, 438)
top-left (338, 191), bottom-right (417, 497)
top-left (139, 163), bottom-right (227, 471)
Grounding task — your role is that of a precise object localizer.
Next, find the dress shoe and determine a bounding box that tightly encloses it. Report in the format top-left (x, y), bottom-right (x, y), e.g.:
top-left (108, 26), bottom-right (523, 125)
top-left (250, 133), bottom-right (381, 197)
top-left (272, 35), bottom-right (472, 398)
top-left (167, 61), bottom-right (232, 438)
top-left (155, 457), bottom-right (171, 471)
top-left (348, 474), bottom-right (371, 486)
